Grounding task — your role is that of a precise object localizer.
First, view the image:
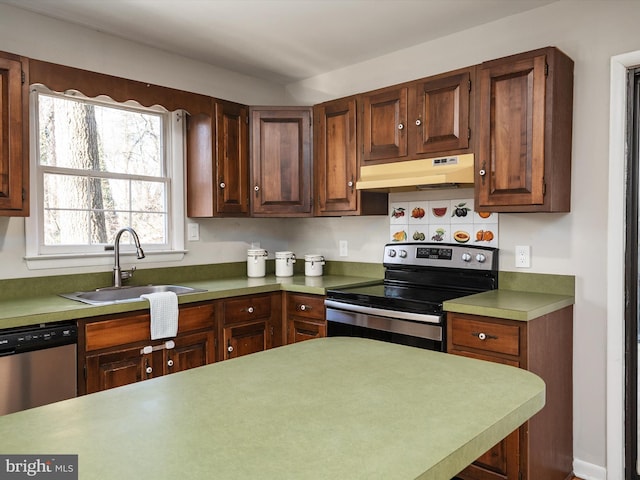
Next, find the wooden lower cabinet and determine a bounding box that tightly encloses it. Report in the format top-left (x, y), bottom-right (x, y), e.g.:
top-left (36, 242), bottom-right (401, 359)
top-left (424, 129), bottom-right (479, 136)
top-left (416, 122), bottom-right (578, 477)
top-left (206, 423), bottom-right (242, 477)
top-left (284, 292), bottom-right (326, 344)
top-left (80, 302), bottom-right (216, 395)
top-left (219, 292), bottom-right (282, 360)
top-left (447, 307), bottom-right (573, 480)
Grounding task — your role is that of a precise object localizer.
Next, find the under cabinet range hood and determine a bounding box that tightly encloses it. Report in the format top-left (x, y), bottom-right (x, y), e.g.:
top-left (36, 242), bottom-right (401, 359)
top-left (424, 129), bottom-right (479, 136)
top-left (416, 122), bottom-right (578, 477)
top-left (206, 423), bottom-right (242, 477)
top-left (356, 154), bottom-right (475, 191)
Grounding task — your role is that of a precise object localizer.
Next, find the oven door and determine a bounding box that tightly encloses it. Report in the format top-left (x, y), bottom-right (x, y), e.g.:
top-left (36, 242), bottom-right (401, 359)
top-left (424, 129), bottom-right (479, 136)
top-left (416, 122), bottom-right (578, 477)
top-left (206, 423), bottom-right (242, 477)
top-left (324, 300), bottom-right (445, 352)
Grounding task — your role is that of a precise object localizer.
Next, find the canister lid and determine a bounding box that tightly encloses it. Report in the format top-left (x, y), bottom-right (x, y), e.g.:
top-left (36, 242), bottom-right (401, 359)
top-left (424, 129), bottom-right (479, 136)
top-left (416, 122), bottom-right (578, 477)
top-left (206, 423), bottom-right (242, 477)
top-left (247, 248), bottom-right (267, 256)
top-left (275, 251), bottom-right (295, 257)
top-left (304, 254), bottom-right (324, 261)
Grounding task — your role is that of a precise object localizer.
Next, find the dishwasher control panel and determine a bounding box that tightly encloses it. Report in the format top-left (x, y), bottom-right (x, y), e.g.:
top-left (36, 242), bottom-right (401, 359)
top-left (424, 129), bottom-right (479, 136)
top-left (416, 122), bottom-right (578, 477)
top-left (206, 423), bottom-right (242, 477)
top-left (0, 322), bottom-right (77, 354)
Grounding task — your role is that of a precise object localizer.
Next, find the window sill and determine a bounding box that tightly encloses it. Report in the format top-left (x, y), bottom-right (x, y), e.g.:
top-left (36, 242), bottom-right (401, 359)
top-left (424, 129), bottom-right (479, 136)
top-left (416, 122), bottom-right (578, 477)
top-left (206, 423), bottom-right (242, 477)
top-left (24, 250), bottom-right (187, 271)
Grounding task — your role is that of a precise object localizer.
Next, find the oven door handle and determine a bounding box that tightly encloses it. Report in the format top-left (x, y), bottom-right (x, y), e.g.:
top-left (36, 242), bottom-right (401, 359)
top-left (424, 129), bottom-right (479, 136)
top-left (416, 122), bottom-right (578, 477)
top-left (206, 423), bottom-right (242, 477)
top-left (324, 300), bottom-right (442, 325)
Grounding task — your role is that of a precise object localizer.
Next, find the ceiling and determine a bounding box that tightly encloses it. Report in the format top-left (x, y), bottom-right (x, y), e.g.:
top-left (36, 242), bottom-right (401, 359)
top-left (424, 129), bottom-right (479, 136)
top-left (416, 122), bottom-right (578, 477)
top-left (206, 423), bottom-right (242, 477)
top-left (0, 0), bottom-right (557, 85)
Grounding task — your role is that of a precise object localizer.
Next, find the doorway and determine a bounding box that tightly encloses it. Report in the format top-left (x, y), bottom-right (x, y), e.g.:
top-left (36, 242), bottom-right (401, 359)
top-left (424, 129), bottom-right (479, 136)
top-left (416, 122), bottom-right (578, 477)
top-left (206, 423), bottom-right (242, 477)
top-left (626, 66), bottom-right (640, 480)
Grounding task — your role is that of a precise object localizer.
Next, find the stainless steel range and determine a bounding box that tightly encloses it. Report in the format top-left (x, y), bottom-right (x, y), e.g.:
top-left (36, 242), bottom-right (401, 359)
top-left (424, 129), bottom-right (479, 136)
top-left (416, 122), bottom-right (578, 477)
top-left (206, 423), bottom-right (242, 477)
top-left (325, 243), bottom-right (499, 352)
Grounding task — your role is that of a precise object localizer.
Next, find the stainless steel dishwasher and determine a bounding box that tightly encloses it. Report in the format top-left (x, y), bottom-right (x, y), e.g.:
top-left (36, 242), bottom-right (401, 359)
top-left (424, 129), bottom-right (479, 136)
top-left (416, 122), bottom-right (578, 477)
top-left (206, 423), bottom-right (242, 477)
top-left (0, 321), bottom-right (77, 415)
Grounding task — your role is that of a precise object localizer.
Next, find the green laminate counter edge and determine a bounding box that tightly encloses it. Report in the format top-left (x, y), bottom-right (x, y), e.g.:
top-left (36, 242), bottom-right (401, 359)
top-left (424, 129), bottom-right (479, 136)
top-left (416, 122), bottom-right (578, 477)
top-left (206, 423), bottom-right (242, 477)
top-left (0, 337), bottom-right (545, 480)
top-left (0, 273), bottom-right (382, 329)
top-left (443, 271), bottom-right (575, 321)
top-left (443, 290), bottom-right (574, 321)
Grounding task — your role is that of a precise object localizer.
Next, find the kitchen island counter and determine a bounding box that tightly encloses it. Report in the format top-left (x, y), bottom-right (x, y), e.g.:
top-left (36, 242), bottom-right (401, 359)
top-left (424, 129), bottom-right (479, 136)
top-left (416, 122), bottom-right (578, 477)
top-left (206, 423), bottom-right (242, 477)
top-left (0, 337), bottom-right (545, 480)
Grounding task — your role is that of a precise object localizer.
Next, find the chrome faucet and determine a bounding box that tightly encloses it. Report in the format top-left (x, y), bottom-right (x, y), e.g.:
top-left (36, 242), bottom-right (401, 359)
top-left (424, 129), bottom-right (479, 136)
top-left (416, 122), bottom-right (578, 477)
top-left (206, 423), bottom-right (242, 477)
top-left (112, 227), bottom-right (145, 288)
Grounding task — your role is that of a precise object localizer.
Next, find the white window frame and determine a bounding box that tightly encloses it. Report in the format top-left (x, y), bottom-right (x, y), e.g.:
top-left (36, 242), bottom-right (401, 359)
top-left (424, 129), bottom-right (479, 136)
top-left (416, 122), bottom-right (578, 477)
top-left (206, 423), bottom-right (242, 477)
top-left (25, 86), bottom-right (186, 270)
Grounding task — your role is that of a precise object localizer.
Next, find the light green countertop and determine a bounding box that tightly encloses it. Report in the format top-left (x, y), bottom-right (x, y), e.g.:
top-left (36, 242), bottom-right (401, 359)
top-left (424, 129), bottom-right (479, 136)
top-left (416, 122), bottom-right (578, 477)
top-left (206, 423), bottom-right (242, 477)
top-left (0, 337), bottom-right (545, 480)
top-left (443, 289), bottom-right (575, 321)
top-left (0, 274), bottom-right (380, 329)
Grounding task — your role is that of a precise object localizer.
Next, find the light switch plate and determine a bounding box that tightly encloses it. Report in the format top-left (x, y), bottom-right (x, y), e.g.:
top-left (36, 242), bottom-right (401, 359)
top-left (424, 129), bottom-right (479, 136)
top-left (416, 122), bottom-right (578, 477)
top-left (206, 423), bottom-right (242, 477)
top-left (339, 240), bottom-right (348, 257)
top-left (188, 223), bottom-right (200, 241)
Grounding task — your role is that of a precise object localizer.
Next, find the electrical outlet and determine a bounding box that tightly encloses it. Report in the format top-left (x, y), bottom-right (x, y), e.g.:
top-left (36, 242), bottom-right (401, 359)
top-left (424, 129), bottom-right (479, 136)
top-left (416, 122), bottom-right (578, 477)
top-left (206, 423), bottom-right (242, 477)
top-left (339, 240), bottom-right (348, 257)
top-left (515, 245), bottom-right (531, 268)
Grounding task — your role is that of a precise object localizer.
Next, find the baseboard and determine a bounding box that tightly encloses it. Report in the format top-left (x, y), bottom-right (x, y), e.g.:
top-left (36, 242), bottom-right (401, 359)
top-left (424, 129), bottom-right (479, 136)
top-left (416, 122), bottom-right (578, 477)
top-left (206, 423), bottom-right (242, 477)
top-left (573, 459), bottom-right (607, 480)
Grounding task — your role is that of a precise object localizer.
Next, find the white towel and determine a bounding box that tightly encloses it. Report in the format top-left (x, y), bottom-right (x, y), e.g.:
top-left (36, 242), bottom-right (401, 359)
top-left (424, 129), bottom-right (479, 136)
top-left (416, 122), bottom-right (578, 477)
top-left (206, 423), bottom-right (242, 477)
top-left (141, 291), bottom-right (179, 340)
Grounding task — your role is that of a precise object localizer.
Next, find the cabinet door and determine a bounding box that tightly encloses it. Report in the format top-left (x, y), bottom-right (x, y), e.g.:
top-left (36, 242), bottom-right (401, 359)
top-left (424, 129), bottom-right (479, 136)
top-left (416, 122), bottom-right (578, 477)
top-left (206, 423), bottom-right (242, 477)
top-left (0, 52), bottom-right (28, 216)
top-left (314, 98), bottom-right (357, 214)
top-left (250, 107), bottom-right (312, 216)
top-left (186, 111), bottom-right (215, 217)
top-left (215, 100), bottom-right (249, 215)
top-left (165, 331), bottom-right (215, 374)
top-left (85, 347), bottom-right (159, 394)
top-left (476, 53), bottom-right (547, 207)
top-left (448, 313), bottom-right (524, 480)
top-left (412, 70), bottom-right (471, 155)
top-left (451, 349), bottom-right (520, 480)
top-left (361, 86), bottom-right (408, 163)
top-left (223, 321), bottom-right (269, 360)
top-left (314, 98), bottom-right (387, 216)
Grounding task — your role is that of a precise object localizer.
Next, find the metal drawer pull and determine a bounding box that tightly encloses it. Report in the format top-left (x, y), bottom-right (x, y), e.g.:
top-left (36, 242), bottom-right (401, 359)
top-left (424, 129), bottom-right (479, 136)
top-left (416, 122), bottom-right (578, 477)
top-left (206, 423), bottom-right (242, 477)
top-left (473, 332), bottom-right (498, 341)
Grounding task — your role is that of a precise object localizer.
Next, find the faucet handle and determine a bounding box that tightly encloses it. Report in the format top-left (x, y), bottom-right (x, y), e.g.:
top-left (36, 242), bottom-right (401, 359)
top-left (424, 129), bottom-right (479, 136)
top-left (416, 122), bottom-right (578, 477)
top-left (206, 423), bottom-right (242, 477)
top-left (120, 265), bottom-right (136, 281)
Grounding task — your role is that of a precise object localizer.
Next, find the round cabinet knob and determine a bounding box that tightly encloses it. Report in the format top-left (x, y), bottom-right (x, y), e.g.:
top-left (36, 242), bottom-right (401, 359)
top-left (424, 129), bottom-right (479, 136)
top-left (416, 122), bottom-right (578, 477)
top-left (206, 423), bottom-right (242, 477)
top-left (478, 332), bottom-right (487, 340)
top-left (479, 169), bottom-right (486, 176)
top-left (462, 253), bottom-right (472, 262)
top-left (219, 182), bottom-right (226, 189)
top-left (388, 249), bottom-right (397, 257)
top-left (167, 359), bottom-right (174, 367)
top-left (227, 345), bottom-right (234, 352)
top-left (476, 253), bottom-right (486, 263)
top-left (299, 304), bottom-right (307, 311)
top-left (347, 180), bottom-right (354, 187)
top-left (254, 185), bottom-right (260, 192)
top-left (398, 250), bottom-right (408, 258)
top-left (398, 123), bottom-right (404, 130)
top-left (247, 306), bottom-right (254, 313)
top-left (415, 119), bottom-right (422, 126)
top-left (145, 366), bottom-right (153, 374)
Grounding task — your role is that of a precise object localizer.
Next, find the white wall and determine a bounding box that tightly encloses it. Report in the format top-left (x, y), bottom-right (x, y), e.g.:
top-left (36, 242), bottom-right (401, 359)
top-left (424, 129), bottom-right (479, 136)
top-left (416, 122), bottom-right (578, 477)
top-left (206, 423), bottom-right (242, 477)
top-left (0, 0), bottom-right (636, 476)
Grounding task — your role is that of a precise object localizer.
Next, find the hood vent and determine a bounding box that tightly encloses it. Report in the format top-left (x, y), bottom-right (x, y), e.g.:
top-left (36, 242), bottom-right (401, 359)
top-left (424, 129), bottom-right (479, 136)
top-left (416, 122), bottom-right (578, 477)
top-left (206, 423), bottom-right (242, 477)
top-left (356, 154), bottom-right (474, 191)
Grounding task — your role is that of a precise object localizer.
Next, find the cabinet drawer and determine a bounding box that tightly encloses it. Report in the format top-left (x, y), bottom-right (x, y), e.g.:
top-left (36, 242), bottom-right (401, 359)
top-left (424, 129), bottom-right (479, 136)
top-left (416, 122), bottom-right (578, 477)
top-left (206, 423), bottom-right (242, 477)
top-left (286, 293), bottom-right (325, 320)
top-left (222, 294), bottom-right (272, 325)
top-left (85, 303), bottom-right (215, 352)
top-left (449, 316), bottom-right (520, 357)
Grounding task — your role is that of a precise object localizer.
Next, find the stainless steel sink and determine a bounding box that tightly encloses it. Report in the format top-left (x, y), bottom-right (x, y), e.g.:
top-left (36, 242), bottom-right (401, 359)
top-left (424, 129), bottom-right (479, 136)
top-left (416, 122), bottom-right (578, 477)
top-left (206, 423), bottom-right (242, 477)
top-left (60, 285), bottom-right (207, 305)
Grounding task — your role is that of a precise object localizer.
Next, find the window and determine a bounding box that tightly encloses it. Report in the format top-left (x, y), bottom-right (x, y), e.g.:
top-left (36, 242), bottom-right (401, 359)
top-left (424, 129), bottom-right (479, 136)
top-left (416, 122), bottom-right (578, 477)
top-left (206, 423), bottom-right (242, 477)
top-left (26, 86), bottom-right (185, 268)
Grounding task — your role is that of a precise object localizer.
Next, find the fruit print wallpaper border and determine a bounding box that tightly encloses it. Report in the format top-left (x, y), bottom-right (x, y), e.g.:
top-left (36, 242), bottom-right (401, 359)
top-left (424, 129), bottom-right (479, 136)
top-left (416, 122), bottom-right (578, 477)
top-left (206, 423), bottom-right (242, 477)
top-left (389, 197), bottom-right (498, 247)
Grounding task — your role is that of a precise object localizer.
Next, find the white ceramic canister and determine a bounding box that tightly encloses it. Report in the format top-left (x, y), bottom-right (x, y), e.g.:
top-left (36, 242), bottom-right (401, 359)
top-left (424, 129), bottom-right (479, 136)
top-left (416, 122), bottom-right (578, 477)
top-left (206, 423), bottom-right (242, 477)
top-left (247, 248), bottom-right (268, 278)
top-left (275, 251), bottom-right (296, 277)
top-left (304, 254), bottom-right (325, 277)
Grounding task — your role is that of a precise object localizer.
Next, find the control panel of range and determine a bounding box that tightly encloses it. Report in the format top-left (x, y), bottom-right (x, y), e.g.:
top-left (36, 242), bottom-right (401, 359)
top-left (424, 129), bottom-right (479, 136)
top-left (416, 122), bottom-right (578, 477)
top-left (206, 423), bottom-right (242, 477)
top-left (383, 242), bottom-right (498, 271)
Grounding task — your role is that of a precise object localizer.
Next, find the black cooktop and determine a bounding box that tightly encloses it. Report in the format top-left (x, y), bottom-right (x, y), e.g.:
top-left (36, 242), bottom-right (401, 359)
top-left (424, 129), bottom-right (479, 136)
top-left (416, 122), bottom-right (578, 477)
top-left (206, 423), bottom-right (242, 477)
top-left (325, 282), bottom-right (474, 316)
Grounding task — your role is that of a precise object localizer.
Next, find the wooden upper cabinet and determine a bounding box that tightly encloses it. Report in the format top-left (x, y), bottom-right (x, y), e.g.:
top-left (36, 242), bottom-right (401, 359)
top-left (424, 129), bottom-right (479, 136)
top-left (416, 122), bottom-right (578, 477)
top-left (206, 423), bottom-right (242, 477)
top-left (0, 51), bottom-right (28, 216)
top-left (314, 97), bottom-right (387, 216)
top-left (361, 86), bottom-right (408, 163)
top-left (410, 68), bottom-right (472, 156)
top-left (475, 47), bottom-right (574, 212)
top-left (215, 100), bottom-right (249, 215)
top-left (360, 68), bottom-right (474, 166)
top-left (250, 107), bottom-right (312, 216)
top-left (186, 99), bottom-right (249, 217)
